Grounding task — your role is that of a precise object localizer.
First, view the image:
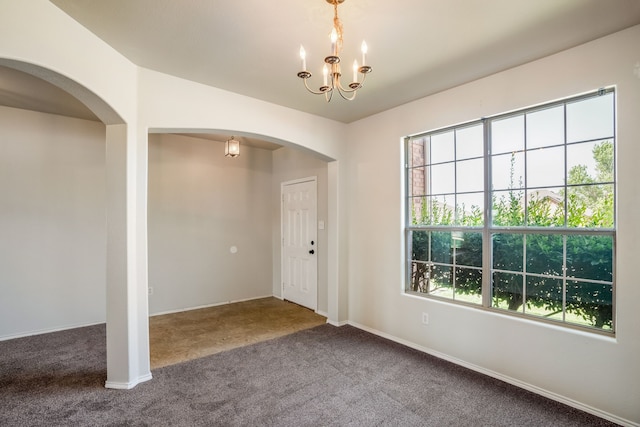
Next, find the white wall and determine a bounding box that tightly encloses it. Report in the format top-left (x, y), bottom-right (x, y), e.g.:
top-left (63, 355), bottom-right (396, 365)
top-left (0, 106), bottom-right (106, 339)
top-left (147, 134), bottom-right (273, 314)
top-left (345, 25), bottom-right (640, 425)
top-left (272, 147), bottom-right (329, 314)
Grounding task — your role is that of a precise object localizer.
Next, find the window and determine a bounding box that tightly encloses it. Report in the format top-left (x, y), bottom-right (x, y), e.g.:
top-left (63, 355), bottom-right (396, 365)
top-left (406, 89), bottom-right (615, 333)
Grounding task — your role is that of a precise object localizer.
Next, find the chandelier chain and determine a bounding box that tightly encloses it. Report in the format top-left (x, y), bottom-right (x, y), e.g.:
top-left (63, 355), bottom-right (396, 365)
top-left (333, 1), bottom-right (344, 53)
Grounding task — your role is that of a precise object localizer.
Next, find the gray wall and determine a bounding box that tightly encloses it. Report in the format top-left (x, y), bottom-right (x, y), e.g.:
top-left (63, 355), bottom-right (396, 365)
top-left (0, 106), bottom-right (106, 338)
top-left (147, 134), bottom-right (274, 314)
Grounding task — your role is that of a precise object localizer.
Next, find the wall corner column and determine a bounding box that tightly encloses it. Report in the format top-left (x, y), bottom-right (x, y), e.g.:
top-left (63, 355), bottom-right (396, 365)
top-left (105, 123), bottom-right (151, 389)
top-left (327, 160), bottom-right (348, 326)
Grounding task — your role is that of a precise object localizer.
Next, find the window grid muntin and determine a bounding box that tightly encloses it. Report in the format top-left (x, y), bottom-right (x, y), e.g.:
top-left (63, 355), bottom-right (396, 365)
top-left (405, 88), bottom-right (616, 333)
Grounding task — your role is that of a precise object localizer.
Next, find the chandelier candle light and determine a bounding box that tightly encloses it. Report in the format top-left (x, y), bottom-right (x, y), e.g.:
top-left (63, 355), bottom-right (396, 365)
top-left (297, 0), bottom-right (372, 101)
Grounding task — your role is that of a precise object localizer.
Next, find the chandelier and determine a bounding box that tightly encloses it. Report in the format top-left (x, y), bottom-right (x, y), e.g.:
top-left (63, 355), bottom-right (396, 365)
top-left (297, 0), bottom-right (372, 101)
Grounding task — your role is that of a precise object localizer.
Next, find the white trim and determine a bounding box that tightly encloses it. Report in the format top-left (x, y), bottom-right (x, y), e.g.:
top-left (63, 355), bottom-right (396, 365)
top-left (149, 295), bottom-right (274, 317)
top-left (0, 321), bottom-right (105, 342)
top-left (347, 320), bottom-right (637, 427)
top-left (327, 319), bottom-right (349, 327)
top-left (316, 310), bottom-right (329, 318)
top-left (281, 176), bottom-right (318, 186)
top-left (105, 373), bottom-right (152, 390)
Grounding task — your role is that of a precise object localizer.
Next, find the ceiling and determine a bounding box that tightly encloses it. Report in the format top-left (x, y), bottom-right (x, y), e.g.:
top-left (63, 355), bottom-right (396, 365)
top-left (2, 1), bottom-right (640, 134)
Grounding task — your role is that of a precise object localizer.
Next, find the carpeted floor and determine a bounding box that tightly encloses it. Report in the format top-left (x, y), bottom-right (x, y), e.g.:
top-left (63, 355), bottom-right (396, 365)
top-left (0, 323), bottom-right (618, 426)
top-left (149, 298), bottom-right (326, 368)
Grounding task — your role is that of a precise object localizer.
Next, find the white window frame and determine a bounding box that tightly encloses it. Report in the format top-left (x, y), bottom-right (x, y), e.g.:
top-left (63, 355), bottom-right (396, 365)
top-left (405, 88), bottom-right (616, 334)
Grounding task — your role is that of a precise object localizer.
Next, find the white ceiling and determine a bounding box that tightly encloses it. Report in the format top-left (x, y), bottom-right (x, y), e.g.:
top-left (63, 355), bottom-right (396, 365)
top-left (2, 1), bottom-right (640, 132)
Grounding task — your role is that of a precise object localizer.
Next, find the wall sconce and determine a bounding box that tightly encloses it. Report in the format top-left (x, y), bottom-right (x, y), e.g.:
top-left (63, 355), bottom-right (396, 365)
top-left (225, 136), bottom-right (240, 158)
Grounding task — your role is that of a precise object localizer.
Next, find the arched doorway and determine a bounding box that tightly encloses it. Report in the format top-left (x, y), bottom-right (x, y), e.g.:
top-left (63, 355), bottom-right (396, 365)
top-left (0, 59), bottom-right (150, 389)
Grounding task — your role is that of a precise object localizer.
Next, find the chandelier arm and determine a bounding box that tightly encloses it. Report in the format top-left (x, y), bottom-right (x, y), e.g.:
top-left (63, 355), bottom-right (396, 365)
top-left (334, 78), bottom-right (357, 95)
top-left (336, 87), bottom-right (358, 101)
top-left (355, 70), bottom-right (369, 88)
top-left (301, 76), bottom-right (333, 96)
top-left (333, 71), bottom-right (367, 97)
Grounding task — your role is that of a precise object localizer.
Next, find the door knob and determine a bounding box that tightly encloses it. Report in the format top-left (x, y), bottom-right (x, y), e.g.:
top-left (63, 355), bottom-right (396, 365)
top-left (309, 249), bottom-right (315, 255)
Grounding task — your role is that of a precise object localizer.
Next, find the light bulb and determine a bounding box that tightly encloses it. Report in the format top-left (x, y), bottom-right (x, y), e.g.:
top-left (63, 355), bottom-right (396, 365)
top-left (353, 60), bottom-right (358, 82)
top-left (299, 45), bottom-right (306, 71)
top-left (361, 41), bottom-right (368, 66)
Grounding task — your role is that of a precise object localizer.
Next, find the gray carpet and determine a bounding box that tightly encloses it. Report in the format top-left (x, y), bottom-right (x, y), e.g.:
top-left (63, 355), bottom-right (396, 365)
top-left (0, 323), bottom-right (618, 426)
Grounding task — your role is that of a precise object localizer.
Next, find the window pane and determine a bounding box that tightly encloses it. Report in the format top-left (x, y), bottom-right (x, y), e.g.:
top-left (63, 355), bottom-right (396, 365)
top-left (567, 93), bottom-right (614, 143)
top-left (526, 105), bottom-right (564, 149)
top-left (567, 185), bottom-right (614, 228)
top-left (456, 192), bottom-right (484, 226)
top-left (566, 280), bottom-right (613, 330)
top-left (456, 123), bottom-right (484, 160)
top-left (430, 264), bottom-right (453, 298)
top-left (455, 231), bottom-right (483, 267)
top-left (493, 233), bottom-right (524, 272)
top-left (408, 166), bottom-right (426, 197)
top-left (491, 152), bottom-right (524, 191)
top-left (410, 261), bottom-right (430, 293)
top-left (429, 162), bottom-right (455, 194)
top-left (492, 272), bottom-right (523, 312)
top-left (431, 231), bottom-right (452, 264)
top-left (492, 190), bottom-right (525, 226)
top-left (430, 131), bottom-right (454, 164)
top-left (526, 234), bottom-right (563, 276)
top-left (409, 138), bottom-right (426, 167)
top-left (456, 158), bottom-right (483, 193)
top-left (525, 276), bottom-right (563, 321)
top-left (492, 115), bottom-right (524, 155)
top-left (455, 267), bottom-right (482, 304)
top-left (431, 195), bottom-right (454, 225)
top-left (526, 188), bottom-right (564, 227)
top-left (409, 196), bottom-right (429, 225)
top-left (527, 146), bottom-right (564, 188)
top-left (410, 230), bottom-right (429, 262)
top-left (566, 235), bottom-right (613, 282)
top-left (567, 140), bottom-right (614, 184)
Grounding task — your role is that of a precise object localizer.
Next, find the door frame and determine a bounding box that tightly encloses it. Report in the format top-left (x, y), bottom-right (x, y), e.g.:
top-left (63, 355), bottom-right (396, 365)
top-left (280, 176), bottom-right (318, 311)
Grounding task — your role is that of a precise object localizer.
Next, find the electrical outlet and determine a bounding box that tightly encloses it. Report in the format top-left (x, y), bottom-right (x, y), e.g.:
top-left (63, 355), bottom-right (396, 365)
top-left (148, 286), bottom-right (154, 296)
top-left (421, 312), bottom-right (429, 325)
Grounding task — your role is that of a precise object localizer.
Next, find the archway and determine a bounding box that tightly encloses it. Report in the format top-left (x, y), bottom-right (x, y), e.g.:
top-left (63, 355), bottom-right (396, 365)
top-left (146, 129), bottom-right (340, 326)
top-left (0, 59), bottom-right (149, 389)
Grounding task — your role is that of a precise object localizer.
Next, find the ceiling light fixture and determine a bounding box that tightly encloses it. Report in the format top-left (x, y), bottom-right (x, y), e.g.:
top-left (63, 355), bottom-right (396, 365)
top-left (297, 0), bottom-right (372, 102)
top-left (225, 136), bottom-right (240, 158)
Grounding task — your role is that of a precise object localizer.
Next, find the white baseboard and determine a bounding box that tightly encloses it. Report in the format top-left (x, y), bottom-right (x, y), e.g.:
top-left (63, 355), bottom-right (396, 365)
top-left (149, 294), bottom-right (274, 317)
top-left (105, 373), bottom-right (153, 390)
top-left (0, 320), bottom-right (105, 342)
top-left (326, 319), bottom-right (349, 327)
top-left (347, 320), bottom-right (637, 427)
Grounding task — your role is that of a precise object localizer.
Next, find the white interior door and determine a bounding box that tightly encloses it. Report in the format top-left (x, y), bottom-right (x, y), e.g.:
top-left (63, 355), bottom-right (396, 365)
top-left (281, 178), bottom-right (317, 311)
